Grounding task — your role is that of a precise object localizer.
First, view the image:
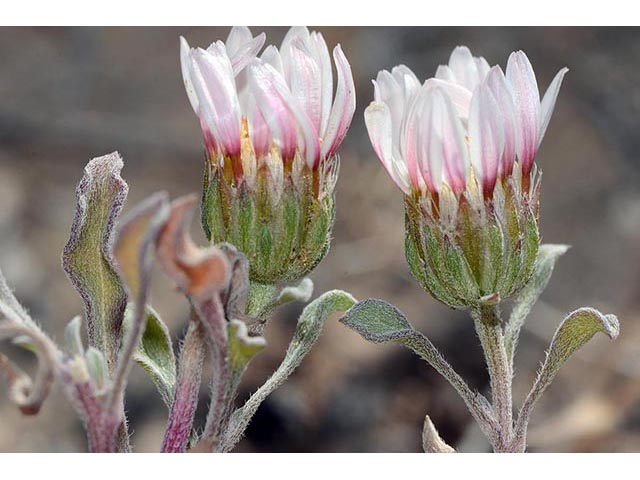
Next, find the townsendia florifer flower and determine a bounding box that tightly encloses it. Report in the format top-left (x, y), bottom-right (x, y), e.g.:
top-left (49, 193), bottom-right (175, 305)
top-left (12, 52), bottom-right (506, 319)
top-left (181, 26), bottom-right (355, 284)
top-left (365, 46), bottom-right (568, 308)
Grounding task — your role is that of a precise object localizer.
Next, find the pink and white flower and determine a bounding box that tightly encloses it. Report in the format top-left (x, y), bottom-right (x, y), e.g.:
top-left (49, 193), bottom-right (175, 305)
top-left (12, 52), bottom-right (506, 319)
top-left (180, 26), bottom-right (356, 186)
top-left (365, 46), bottom-right (568, 199)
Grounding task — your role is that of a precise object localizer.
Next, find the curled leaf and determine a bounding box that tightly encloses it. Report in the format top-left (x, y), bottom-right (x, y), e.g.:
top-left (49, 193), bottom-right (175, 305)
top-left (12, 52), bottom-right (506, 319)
top-left (514, 307), bottom-right (620, 446)
top-left (505, 244), bottom-right (570, 363)
top-left (156, 195), bottom-right (231, 299)
top-left (228, 319), bottom-right (266, 389)
top-left (0, 322), bottom-right (57, 415)
top-left (220, 290), bottom-right (356, 452)
top-left (61, 152), bottom-right (129, 370)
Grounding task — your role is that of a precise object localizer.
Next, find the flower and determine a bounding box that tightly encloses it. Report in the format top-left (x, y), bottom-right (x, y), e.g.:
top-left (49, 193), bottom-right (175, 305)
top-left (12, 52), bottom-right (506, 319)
top-left (180, 27), bottom-right (356, 284)
top-left (365, 46), bottom-right (568, 308)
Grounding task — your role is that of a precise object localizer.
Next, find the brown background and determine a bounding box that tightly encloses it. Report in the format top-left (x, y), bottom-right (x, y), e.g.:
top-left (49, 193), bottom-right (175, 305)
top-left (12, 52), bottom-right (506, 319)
top-left (1, 27), bottom-right (639, 452)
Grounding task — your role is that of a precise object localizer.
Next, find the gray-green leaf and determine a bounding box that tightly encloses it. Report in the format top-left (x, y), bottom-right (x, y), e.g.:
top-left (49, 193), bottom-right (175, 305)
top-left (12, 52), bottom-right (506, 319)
top-left (123, 305), bottom-right (177, 408)
top-left (228, 319), bottom-right (266, 389)
top-left (514, 307), bottom-right (619, 444)
top-left (220, 289), bottom-right (356, 452)
top-left (340, 298), bottom-right (497, 444)
top-left (504, 244), bottom-right (569, 363)
top-left (61, 152), bottom-right (129, 370)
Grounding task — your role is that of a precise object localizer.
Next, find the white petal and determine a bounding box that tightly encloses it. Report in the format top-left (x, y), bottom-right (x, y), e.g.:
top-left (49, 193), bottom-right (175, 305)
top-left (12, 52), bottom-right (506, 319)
top-left (180, 36), bottom-right (199, 114)
top-left (190, 48), bottom-right (242, 156)
top-left (435, 65), bottom-right (456, 82)
top-left (506, 50), bottom-right (540, 174)
top-left (469, 84), bottom-right (503, 194)
top-left (538, 67), bottom-right (569, 146)
top-left (261, 45), bottom-right (284, 74)
top-left (249, 60), bottom-right (320, 168)
top-left (287, 42), bottom-right (322, 134)
top-left (310, 32), bottom-right (333, 137)
top-left (364, 102), bottom-right (410, 194)
top-left (448, 46), bottom-right (479, 90)
top-left (429, 88), bottom-right (469, 194)
top-left (424, 78), bottom-right (472, 119)
top-left (226, 26), bottom-right (254, 56)
top-left (321, 44), bottom-right (356, 160)
top-left (485, 66), bottom-right (517, 176)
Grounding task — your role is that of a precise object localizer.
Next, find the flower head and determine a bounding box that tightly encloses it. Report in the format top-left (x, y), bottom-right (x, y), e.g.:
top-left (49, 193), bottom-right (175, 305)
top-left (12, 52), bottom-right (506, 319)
top-left (365, 46), bottom-right (568, 308)
top-left (181, 27), bottom-right (356, 284)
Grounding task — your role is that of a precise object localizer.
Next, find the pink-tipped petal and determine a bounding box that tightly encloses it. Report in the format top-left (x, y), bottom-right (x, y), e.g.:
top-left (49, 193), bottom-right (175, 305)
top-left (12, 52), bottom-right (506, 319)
top-left (245, 92), bottom-right (270, 158)
top-left (485, 66), bottom-right (517, 176)
top-left (180, 37), bottom-right (199, 114)
top-left (506, 50), bottom-right (540, 174)
top-left (190, 48), bottom-right (242, 157)
top-left (287, 42), bottom-right (322, 134)
top-left (469, 84), bottom-right (504, 195)
top-left (321, 44), bottom-right (356, 160)
top-left (400, 89), bottom-right (430, 192)
top-left (538, 67), bottom-right (569, 147)
top-left (430, 88), bottom-right (469, 195)
top-left (364, 102), bottom-right (411, 194)
top-left (249, 60), bottom-right (320, 167)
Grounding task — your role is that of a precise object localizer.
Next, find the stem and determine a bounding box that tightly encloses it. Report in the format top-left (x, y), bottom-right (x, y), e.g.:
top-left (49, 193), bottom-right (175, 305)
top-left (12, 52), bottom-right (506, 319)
top-left (200, 295), bottom-right (230, 445)
top-left (161, 318), bottom-right (206, 453)
top-left (472, 305), bottom-right (513, 452)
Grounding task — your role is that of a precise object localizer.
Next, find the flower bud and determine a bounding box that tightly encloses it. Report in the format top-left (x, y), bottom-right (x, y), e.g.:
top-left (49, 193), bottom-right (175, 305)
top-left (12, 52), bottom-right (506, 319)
top-left (365, 47), bottom-right (567, 308)
top-left (181, 27), bottom-right (355, 284)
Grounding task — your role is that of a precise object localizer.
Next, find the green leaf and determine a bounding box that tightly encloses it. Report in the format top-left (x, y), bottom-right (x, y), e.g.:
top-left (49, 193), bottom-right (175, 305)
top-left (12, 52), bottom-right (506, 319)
top-left (276, 278), bottom-right (314, 306)
top-left (339, 298), bottom-right (413, 342)
top-left (64, 316), bottom-right (84, 356)
top-left (504, 244), bottom-right (570, 363)
top-left (124, 305), bottom-right (177, 408)
top-left (61, 152), bottom-right (129, 370)
top-left (220, 290), bottom-right (356, 452)
top-left (1, 268), bottom-right (58, 415)
top-left (340, 298), bottom-right (497, 444)
top-left (514, 307), bottom-right (619, 443)
top-left (227, 319), bottom-right (266, 389)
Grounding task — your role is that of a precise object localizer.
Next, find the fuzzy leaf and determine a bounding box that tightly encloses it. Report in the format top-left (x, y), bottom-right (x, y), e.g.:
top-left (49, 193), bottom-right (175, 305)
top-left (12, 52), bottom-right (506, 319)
top-left (220, 290), bottom-right (356, 452)
top-left (156, 195), bottom-right (231, 299)
top-left (64, 316), bottom-right (84, 356)
top-left (514, 307), bottom-right (620, 443)
top-left (61, 152), bottom-right (129, 370)
top-left (276, 278), bottom-right (314, 307)
top-left (246, 278), bottom-right (314, 331)
top-left (228, 319), bottom-right (266, 389)
top-left (111, 192), bottom-right (171, 410)
top-left (341, 299), bottom-right (497, 443)
top-left (505, 244), bottom-right (569, 362)
top-left (124, 305), bottom-right (177, 407)
top-left (1, 269), bottom-right (58, 415)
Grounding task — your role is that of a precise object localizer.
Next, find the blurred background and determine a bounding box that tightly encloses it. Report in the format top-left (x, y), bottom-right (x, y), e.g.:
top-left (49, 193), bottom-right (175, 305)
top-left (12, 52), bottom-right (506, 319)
top-left (1, 27), bottom-right (639, 452)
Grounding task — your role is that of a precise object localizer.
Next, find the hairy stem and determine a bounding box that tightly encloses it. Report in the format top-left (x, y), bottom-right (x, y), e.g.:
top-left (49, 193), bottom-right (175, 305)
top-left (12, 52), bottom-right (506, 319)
top-left (161, 318), bottom-right (206, 453)
top-left (200, 295), bottom-right (230, 446)
top-left (472, 305), bottom-right (513, 452)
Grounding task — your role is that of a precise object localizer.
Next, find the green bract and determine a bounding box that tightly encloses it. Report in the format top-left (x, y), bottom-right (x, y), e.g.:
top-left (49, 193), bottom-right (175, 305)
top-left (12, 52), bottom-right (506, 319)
top-left (404, 176), bottom-right (540, 309)
top-left (201, 156), bottom-right (337, 284)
